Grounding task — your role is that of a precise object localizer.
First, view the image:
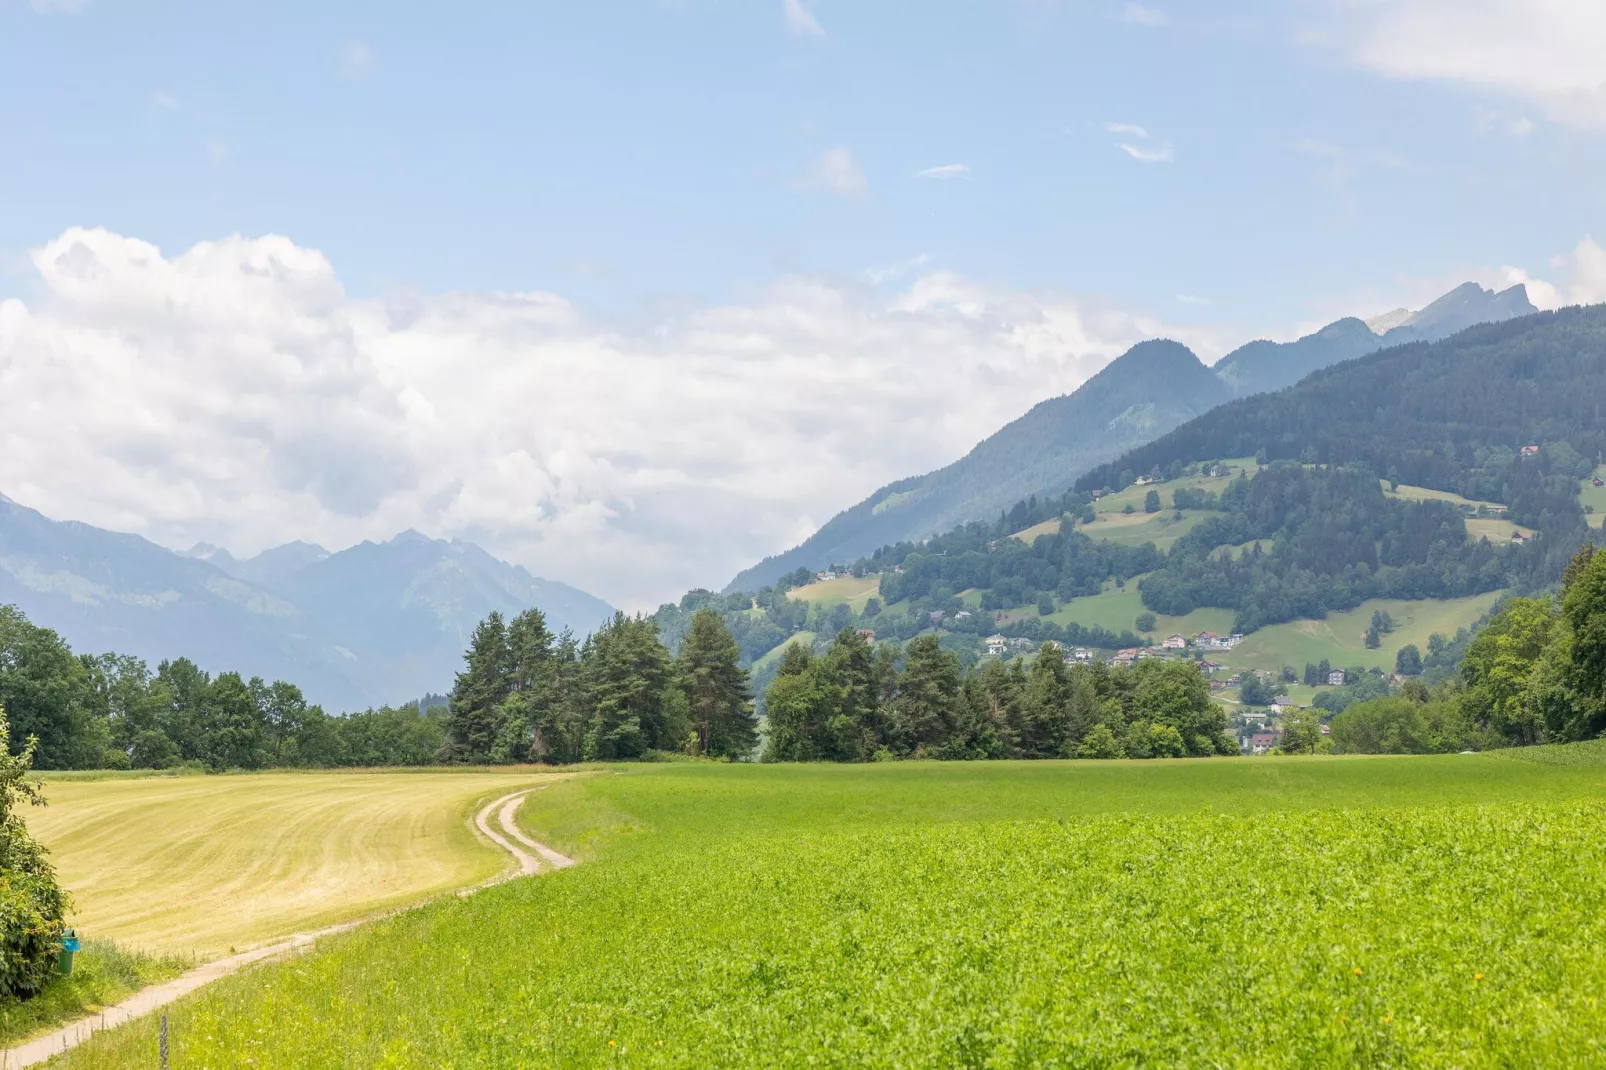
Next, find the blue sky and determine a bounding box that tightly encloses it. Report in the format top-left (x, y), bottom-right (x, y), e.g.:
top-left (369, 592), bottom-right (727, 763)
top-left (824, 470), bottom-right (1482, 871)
top-left (2, 1), bottom-right (1605, 605)
top-left (6, 0), bottom-right (1601, 324)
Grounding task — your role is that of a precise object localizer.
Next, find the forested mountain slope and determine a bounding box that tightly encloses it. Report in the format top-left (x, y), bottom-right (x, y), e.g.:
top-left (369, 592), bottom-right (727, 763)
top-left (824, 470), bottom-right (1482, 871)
top-left (725, 340), bottom-right (1227, 592)
top-left (1076, 302), bottom-right (1604, 551)
top-left (727, 282), bottom-right (1534, 593)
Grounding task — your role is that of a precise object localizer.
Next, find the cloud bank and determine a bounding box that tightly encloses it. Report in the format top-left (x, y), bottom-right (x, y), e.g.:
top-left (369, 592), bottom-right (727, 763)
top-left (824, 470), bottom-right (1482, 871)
top-left (0, 228), bottom-right (1240, 608)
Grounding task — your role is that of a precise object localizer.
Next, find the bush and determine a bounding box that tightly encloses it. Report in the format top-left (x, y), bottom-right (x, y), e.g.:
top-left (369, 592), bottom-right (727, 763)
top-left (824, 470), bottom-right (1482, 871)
top-left (0, 704), bottom-right (68, 1000)
top-left (1076, 724), bottom-right (1124, 759)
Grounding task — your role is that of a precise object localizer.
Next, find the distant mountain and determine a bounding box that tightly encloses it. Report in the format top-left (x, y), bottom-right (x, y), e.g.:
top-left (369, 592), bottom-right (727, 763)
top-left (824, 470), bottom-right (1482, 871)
top-left (0, 499), bottom-right (613, 712)
top-left (723, 281), bottom-right (1536, 593)
top-left (1214, 282), bottom-right (1534, 398)
top-left (1213, 317), bottom-right (1382, 398)
top-left (725, 339), bottom-right (1229, 592)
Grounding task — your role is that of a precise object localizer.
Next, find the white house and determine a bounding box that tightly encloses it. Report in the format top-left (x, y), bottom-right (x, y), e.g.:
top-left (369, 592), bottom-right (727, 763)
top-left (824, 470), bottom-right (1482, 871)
top-left (1327, 669), bottom-right (1347, 686)
top-left (1162, 634), bottom-right (1187, 650)
top-left (985, 634), bottom-right (1008, 657)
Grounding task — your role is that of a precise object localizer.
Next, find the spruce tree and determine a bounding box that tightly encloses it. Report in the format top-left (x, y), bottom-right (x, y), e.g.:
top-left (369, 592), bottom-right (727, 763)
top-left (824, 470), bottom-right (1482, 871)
top-left (676, 610), bottom-right (755, 758)
top-left (444, 612), bottom-right (512, 763)
top-left (890, 636), bottom-right (960, 753)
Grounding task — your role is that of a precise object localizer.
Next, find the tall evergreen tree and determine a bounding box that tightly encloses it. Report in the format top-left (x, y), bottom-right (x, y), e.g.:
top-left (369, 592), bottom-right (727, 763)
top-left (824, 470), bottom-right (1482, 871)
top-left (582, 613), bottom-right (675, 760)
top-left (444, 611), bottom-right (512, 763)
top-left (890, 636), bottom-right (961, 754)
top-left (676, 610), bottom-right (755, 758)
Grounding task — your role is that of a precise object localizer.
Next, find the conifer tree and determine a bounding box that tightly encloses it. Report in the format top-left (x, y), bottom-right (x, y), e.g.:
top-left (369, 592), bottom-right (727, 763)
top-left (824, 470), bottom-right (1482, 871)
top-left (676, 610), bottom-right (755, 758)
top-left (444, 612), bottom-right (512, 762)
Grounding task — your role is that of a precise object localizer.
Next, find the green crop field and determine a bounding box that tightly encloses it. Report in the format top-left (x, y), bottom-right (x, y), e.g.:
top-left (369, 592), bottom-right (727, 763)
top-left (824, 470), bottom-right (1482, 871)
top-left (1042, 579), bottom-right (1235, 638)
top-left (53, 753), bottom-right (1606, 1068)
top-left (28, 769), bottom-right (563, 956)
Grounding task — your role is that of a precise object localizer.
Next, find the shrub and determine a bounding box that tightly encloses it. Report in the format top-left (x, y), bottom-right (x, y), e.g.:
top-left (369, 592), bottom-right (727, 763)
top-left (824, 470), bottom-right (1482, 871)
top-left (0, 704), bottom-right (68, 1000)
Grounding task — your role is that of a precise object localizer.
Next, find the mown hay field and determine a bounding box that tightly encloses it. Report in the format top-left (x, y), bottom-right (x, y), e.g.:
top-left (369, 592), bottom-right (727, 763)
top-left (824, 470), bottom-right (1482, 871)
top-left (49, 755), bottom-right (1606, 1067)
top-left (29, 769), bottom-right (563, 955)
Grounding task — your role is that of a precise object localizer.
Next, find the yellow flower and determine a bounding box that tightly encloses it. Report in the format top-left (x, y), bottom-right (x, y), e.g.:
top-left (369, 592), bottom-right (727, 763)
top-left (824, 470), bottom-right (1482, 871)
top-left (1382, 1016), bottom-right (1393, 1025)
top-left (1474, 972), bottom-right (1484, 981)
top-left (1340, 1015), bottom-right (1349, 1022)
top-left (1352, 967), bottom-right (1363, 976)
top-left (608, 1041), bottom-right (616, 1048)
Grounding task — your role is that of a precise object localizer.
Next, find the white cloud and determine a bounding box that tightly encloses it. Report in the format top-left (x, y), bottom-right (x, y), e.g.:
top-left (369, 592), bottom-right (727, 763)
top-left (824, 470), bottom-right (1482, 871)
top-left (338, 41), bottom-right (376, 81)
top-left (914, 164), bottom-right (970, 180)
top-left (783, 0), bottom-right (825, 38)
top-left (1474, 106), bottom-right (1534, 136)
top-left (1117, 142), bottom-right (1173, 163)
top-left (1104, 122), bottom-right (1149, 138)
top-left (798, 146), bottom-right (868, 198)
top-left (1115, 2), bottom-right (1168, 27)
top-left (1332, 0), bottom-right (1606, 129)
top-left (1176, 294), bottom-right (1211, 306)
top-left (0, 228), bottom-right (1238, 609)
top-left (1498, 236), bottom-right (1606, 310)
top-left (861, 253), bottom-right (933, 285)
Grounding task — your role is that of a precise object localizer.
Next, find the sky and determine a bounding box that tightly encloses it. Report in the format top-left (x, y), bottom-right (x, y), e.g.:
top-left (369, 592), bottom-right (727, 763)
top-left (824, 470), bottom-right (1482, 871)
top-left (3, 0), bottom-right (1606, 609)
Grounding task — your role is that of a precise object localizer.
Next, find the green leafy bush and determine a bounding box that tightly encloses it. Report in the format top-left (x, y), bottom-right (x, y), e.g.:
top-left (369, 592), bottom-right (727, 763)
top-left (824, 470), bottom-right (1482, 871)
top-left (0, 704), bottom-right (67, 1000)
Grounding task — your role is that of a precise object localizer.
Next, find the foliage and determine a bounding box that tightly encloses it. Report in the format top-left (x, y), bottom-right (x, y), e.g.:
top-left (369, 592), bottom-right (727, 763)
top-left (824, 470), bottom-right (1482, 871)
top-left (0, 938), bottom-right (188, 1045)
top-left (763, 632), bottom-right (1232, 761)
top-left (0, 702), bottom-right (67, 1000)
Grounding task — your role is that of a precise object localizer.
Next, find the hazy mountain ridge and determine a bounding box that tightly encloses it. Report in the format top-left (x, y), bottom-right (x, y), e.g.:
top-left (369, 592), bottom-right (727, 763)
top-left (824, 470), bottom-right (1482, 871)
top-left (724, 281), bottom-right (1535, 593)
top-left (0, 500), bottom-right (613, 712)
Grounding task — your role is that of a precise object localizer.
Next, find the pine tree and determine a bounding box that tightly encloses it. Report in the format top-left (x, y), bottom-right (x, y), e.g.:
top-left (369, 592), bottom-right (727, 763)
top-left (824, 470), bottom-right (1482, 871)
top-left (676, 610), bottom-right (755, 758)
top-left (444, 612), bottom-right (512, 763)
top-left (582, 614), bottom-right (674, 760)
top-left (500, 609), bottom-right (559, 762)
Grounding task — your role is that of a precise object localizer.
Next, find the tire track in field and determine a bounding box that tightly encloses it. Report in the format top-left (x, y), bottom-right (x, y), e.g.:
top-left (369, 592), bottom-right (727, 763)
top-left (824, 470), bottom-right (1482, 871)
top-left (1, 786), bottom-right (573, 1068)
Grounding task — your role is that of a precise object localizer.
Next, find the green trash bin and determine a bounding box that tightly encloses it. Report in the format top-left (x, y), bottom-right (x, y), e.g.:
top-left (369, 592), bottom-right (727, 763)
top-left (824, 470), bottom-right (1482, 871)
top-left (57, 929), bottom-right (79, 976)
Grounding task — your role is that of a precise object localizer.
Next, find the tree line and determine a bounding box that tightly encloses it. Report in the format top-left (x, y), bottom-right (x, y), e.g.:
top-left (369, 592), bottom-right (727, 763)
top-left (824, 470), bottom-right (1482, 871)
top-left (1, 604), bottom-right (448, 769)
top-left (766, 628), bottom-right (1235, 761)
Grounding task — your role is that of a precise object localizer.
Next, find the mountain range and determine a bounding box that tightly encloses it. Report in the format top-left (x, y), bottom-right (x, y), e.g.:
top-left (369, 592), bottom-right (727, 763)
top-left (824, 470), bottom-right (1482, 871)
top-left (724, 281), bottom-right (1536, 593)
top-left (0, 496), bottom-right (614, 712)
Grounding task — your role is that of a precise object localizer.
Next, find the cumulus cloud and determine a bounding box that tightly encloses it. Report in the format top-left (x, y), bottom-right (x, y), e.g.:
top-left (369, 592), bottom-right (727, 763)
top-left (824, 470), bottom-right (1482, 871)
top-left (798, 146), bottom-right (868, 198)
top-left (0, 228), bottom-right (1239, 608)
top-left (1333, 0), bottom-right (1606, 128)
top-left (783, 0), bottom-right (825, 37)
top-left (1497, 236), bottom-right (1606, 310)
top-left (914, 164), bottom-right (970, 180)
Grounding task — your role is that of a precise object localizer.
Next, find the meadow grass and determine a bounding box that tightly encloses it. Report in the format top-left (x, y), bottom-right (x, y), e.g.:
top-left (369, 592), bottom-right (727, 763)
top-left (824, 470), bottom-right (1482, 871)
top-left (49, 752), bottom-right (1606, 1068)
top-left (0, 940), bottom-right (189, 1047)
top-left (27, 768), bottom-right (565, 955)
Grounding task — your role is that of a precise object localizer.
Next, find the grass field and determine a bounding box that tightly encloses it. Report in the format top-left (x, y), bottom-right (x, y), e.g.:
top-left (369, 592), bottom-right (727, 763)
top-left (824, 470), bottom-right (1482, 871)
top-left (1221, 591), bottom-right (1504, 673)
top-left (27, 769), bottom-right (563, 956)
top-left (54, 753), bottom-right (1606, 1068)
top-left (749, 631), bottom-right (816, 672)
top-left (1043, 580), bottom-right (1236, 638)
top-left (784, 574), bottom-right (881, 612)
top-left (1580, 467), bottom-right (1606, 529)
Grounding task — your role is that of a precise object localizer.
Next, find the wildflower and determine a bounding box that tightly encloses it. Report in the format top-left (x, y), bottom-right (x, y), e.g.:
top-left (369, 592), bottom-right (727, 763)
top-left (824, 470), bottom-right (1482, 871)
top-left (1352, 967), bottom-right (1363, 976)
top-left (608, 1041), bottom-right (616, 1047)
top-left (1474, 972), bottom-right (1484, 981)
top-left (1382, 1016), bottom-right (1392, 1024)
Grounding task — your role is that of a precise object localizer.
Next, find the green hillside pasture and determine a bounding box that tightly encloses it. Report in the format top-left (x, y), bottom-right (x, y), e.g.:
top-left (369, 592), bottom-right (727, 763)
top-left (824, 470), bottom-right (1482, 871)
top-left (1077, 507), bottom-right (1211, 550)
top-left (1221, 591), bottom-right (1504, 674)
top-left (1579, 466), bottom-right (1606, 529)
top-left (1383, 482), bottom-right (1533, 542)
top-left (785, 574), bottom-right (881, 612)
top-left (59, 756), bottom-right (1606, 1068)
top-left (749, 631), bottom-right (816, 673)
top-left (1089, 457), bottom-right (1262, 517)
top-left (1010, 516), bottom-right (1061, 544)
top-left (1045, 579), bottom-right (1235, 639)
